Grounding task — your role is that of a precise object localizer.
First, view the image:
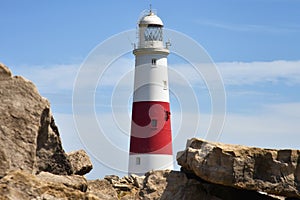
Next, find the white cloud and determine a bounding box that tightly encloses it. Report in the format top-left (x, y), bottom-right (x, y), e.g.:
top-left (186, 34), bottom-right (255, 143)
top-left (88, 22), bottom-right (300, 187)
top-left (11, 64), bottom-right (79, 93)
top-left (170, 60), bottom-right (300, 87)
top-left (263, 102), bottom-right (300, 119)
top-left (220, 102), bottom-right (300, 149)
top-left (218, 60), bottom-right (300, 85)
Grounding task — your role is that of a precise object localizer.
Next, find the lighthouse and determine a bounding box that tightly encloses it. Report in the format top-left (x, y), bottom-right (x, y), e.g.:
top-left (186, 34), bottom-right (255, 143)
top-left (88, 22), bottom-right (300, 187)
top-left (128, 9), bottom-right (173, 175)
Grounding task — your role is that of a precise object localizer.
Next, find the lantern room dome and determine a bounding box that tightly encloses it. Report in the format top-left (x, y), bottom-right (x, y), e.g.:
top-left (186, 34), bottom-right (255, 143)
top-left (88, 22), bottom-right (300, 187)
top-left (139, 12), bottom-right (163, 27)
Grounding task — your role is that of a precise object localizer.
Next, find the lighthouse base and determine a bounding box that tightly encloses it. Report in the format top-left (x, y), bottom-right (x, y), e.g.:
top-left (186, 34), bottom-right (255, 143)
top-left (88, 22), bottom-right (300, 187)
top-left (128, 154), bottom-right (173, 176)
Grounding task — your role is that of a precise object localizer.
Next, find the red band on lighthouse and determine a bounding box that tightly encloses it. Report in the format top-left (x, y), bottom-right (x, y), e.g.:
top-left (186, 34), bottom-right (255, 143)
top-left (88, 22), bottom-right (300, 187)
top-left (130, 101), bottom-right (172, 154)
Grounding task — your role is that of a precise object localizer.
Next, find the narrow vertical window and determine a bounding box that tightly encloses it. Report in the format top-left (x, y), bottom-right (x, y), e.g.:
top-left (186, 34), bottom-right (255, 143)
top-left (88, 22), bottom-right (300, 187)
top-left (136, 157), bottom-right (141, 165)
top-left (151, 119), bottom-right (157, 128)
top-left (163, 80), bottom-right (167, 90)
top-left (152, 58), bottom-right (157, 65)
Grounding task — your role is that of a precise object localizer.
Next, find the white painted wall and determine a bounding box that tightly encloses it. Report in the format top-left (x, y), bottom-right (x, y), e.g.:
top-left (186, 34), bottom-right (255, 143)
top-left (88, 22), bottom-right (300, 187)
top-left (133, 53), bottom-right (170, 102)
top-left (128, 154), bottom-right (174, 175)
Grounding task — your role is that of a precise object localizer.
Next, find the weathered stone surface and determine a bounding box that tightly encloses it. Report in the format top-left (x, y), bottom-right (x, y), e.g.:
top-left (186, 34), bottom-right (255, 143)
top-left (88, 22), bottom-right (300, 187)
top-left (67, 149), bottom-right (93, 175)
top-left (0, 170), bottom-right (99, 200)
top-left (130, 174), bottom-right (145, 188)
top-left (105, 174), bottom-right (120, 184)
top-left (87, 170), bottom-right (279, 200)
top-left (177, 138), bottom-right (300, 198)
top-left (36, 109), bottom-right (73, 175)
top-left (37, 171), bottom-right (88, 192)
top-left (0, 63), bottom-right (72, 176)
top-left (0, 63), bottom-right (12, 78)
top-left (139, 170), bottom-right (279, 200)
top-left (87, 179), bottom-right (119, 200)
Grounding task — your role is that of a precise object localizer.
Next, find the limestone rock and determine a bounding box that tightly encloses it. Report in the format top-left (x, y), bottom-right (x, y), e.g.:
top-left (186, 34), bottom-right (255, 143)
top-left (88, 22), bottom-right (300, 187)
top-left (87, 179), bottom-right (119, 200)
top-left (104, 174), bottom-right (120, 184)
top-left (104, 174), bottom-right (141, 199)
top-left (36, 109), bottom-right (73, 175)
top-left (37, 171), bottom-right (88, 192)
top-left (67, 149), bottom-right (93, 175)
top-left (0, 63), bottom-right (72, 176)
top-left (139, 170), bottom-right (279, 200)
top-left (0, 170), bottom-right (99, 199)
top-left (130, 174), bottom-right (145, 188)
top-left (177, 138), bottom-right (300, 198)
top-left (88, 170), bottom-right (279, 200)
top-left (0, 63), bottom-right (12, 78)
top-left (3, 165), bottom-right (251, 200)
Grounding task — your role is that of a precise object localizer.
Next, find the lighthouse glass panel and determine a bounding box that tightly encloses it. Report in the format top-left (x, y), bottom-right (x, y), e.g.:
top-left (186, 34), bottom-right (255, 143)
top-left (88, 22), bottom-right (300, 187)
top-left (144, 25), bottom-right (163, 41)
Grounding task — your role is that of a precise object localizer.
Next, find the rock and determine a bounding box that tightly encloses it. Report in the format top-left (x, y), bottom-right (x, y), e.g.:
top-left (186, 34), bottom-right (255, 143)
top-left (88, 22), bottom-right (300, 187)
top-left (113, 183), bottom-right (133, 191)
top-left (139, 170), bottom-right (279, 200)
top-left (0, 63), bottom-right (73, 176)
top-left (0, 168), bottom-right (278, 199)
top-left (36, 109), bottom-right (73, 175)
top-left (87, 179), bottom-right (119, 200)
top-left (37, 171), bottom-right (88, 192)
top-left (0, 63), bottom-right (12, 78)
top-left (87, 170), bottom-right (279, 200)
top-left (130, 174), bottom-right (145, 188)
top-left (103, 174), bottom-right (140, 199)
top-left (105, 174), bottom-right (120, 184)
top-left (177, 138), bottom-right (300, 199)
top-left (67, 149), bottom-right (93, 175)
top-left (0, 170), bottom-right (99, 199)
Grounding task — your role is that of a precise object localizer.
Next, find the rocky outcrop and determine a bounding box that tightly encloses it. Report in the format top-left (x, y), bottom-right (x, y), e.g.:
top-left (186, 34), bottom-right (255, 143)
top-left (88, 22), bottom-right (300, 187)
top-left (0, 170), bottom-right (98, 199)
top-left (177, 138), bottom-right (300, 199)
top-left (0, 169), bottom-right (283, 200)
top-left (36, 171), bottom-right (88, 192)
top-left (87, 179), bottom-right (119, 199)
top-left (0, 63), bottom-right (12, 78)
top-left (67, 149), bottom-right (93, 175)
top-left (89, 170), bottom-right (281, 200)
top-left (0, 63), bottom-right (72, 176)
top-left (0, 63), bottom-right (95, 199)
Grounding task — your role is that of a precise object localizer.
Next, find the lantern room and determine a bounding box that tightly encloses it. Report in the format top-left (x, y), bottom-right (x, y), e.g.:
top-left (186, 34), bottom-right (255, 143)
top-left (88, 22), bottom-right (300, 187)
top-left (137, 11), bottom-right (164, 49)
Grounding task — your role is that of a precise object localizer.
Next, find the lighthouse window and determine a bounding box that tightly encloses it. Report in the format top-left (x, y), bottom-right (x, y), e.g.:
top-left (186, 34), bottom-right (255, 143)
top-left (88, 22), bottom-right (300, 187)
top-left (136, 157), bottom-right (141, 165)
top-left (163, 80), bottom-right (167, 90)
top-left (144, 25), bottom-right (163, 41)
top-left (151, 119), bottom-right (158, 128)
top-left (151, 58), bottom-right (157, 65)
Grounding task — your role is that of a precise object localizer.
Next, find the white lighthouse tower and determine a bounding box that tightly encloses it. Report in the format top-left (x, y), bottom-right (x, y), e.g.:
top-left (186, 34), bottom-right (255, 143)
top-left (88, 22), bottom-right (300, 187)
top-left (128, 9), bottom-right (173, 175)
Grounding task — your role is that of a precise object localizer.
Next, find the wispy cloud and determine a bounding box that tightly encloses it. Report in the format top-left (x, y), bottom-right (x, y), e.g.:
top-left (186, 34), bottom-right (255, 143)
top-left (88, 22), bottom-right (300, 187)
top-left (12, 60), bottom-right (300, 96)
top-left (197, 19), bottom-right (300, 34)
top-left (11, 64), bottom-right (79, 93)
top-left (221, 102), bottom-right (300, 149)
top-left (218, 60), bottom-right (300, 85)
top-left (171, 60), bottom-right (300, 86)
top-left (10, 59), bottom-right (300, 119)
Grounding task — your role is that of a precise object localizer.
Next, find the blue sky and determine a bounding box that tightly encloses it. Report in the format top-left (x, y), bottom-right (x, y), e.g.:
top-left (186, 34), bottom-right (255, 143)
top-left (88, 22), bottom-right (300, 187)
top-left (1, 0), bottom-right (300, 179)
